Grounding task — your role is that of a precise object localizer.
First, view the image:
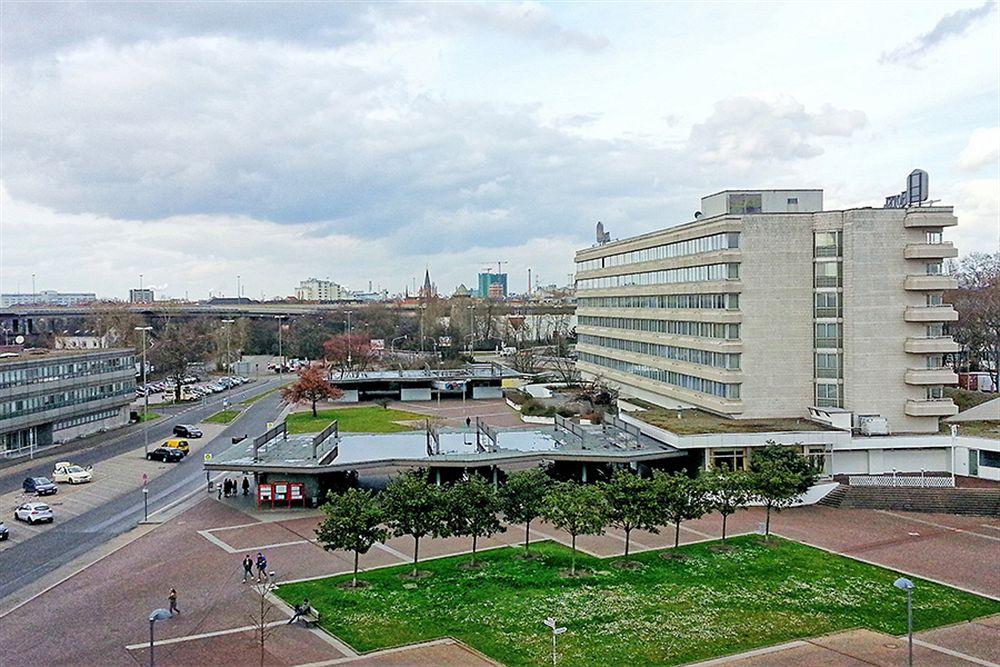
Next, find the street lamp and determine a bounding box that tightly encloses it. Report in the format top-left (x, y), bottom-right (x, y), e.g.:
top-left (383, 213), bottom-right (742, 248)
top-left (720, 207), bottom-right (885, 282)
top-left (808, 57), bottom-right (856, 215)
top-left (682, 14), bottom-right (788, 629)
top-left (390, 334), bottom-right (407, 353)
top-left (221, 319), bottom-right (235, 375)
top-left (274, 315), bottom-right (287, 371)
top-left (949, 423), bottom-right (958, 484)
top-left (344, 310), bottom-right (353, 368)
top-left (135, 326), bottom-right (154, 455)
top-left (148, 608), bottom-right (172, 667)
top-left (894, 577), bottom-right (915, 666)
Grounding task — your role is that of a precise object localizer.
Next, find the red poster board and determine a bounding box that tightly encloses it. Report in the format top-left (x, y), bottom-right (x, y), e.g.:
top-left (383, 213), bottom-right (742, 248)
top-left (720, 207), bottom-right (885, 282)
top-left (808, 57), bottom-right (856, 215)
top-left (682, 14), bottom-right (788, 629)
top-left (257, 483), bottom-right (273, 508)
top-left (289, 483), bottom-right (305, 506)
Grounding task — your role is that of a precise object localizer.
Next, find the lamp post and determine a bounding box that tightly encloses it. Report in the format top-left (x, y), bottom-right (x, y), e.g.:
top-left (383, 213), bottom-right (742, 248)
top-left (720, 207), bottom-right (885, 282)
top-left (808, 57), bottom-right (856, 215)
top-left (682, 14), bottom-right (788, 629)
top-left (135, 326), bottom-right (153, 455)
top-left (894, 577), bottom-right (915, 667)
top-left (221, 319), bottom-right (235, 375)
top-left (148, 608), bottom-right (172, 667)
top-left (345, 310), bottom-right (353, 368)
top-left (467, 305), bottom-right (475, 353)
top-left (142, 485), bottom-right (149, 522)
top-left (419, 304), bottom-right (427, 352)
top-left (274, 315), bottom-right (287, 371)
top-left (949, 423), bottom-right (958, 485)
top-left (390, 335), bottom-right (407, 353)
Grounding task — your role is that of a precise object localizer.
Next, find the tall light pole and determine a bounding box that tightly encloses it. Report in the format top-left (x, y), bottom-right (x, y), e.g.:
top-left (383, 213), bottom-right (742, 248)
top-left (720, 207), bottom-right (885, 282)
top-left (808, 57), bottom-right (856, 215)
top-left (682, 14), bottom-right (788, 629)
top-left (148, 608), bottom-right (172, 667)
top-left (237, 274), bottom-right (242, 299)
top-left (894, 577), bottom-right (915, 667)
top-left (346, 310), bottom-right (352, 368)
top-left (221, 319), bottom-right (235, 375)
top-left (419, 304), bottom-right (427, 352)
top-left (274, 315), bottom-right (286, 370)
top-left (135, 326), bottom-right (153, 455)
top-left (467, 304), bottom-right (475, 353)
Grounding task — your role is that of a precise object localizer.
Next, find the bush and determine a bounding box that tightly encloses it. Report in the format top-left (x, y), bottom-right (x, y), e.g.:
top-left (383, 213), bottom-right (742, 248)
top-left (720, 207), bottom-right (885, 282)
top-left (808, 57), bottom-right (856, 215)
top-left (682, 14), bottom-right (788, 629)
top-left (522, 400), bottom-right (556, 417)
top-left (556, 406), bottom-right (577, 418)
top-left (504, 389), bottom-right (530, 406)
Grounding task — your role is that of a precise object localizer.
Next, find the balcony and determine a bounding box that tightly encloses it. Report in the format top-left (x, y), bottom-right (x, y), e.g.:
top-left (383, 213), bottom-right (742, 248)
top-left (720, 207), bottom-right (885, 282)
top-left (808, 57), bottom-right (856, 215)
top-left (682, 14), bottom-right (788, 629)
top-left (904, 242), bottom-right (958, 260)
top-left (904, 337), bottom-right (961, 354)
top-left (905, 368), bottom-right (959, 386)
top-left (903, 209), bottom-right (957, 228)
top-left (904, 305), bottom-right (958, 322)
top-left (904, 274), bottom-right (958, 291)
top-left (905, 399), bottom-right (958, 418)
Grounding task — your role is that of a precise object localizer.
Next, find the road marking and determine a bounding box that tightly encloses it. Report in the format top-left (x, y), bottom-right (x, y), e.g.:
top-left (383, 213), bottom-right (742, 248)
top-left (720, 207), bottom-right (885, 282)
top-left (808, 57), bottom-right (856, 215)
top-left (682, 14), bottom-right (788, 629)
top-left (123, 620), bottom-right (286, 650)
top-left (981, 524), bottom-right (1000, 532)
top-left (196, 529), bottom-right (239, 554)
top-left (876, 510), bottom-right (1000, 542)
top-left (912, 638), bottom-right (999, 666)
top-left (204, 520), bottom-right (265, 533)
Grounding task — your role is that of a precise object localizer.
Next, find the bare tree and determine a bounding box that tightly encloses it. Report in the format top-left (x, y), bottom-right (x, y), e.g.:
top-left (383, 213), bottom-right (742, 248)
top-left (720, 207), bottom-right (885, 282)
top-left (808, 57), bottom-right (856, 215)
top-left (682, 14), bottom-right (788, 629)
top-left (249, 574), bottom-right (280, 667)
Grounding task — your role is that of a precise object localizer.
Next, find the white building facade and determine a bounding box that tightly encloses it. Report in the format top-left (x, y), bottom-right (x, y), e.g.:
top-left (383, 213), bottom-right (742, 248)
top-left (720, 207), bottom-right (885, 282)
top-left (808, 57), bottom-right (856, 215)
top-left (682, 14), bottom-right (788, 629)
top-left (295, 278), bottom-right (348, 302)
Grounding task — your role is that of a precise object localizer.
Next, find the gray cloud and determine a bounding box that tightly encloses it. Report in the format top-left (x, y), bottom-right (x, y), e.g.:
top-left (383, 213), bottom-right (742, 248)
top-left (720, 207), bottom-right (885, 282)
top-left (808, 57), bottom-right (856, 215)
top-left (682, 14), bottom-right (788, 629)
top-left (880, 1), bottom-right (994, 66)
top-left (687, 96), bottom-right (867, 167)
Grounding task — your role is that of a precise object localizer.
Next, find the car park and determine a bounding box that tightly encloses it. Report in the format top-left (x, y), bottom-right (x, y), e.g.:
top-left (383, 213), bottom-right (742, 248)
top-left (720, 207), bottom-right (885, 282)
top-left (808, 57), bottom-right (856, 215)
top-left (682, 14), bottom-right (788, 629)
top-left (23, 477), bottom-right (58, 496)
top-left (0, 520), bottom-right (8, 540)
top-left (14, 502), bottom-right (54, 524)
top-left (173, 424), bottom-right (203, 438)
top-left (52, 462), bottom-right (93, 484)
top-left (147, 447), bottom-right (184, 462)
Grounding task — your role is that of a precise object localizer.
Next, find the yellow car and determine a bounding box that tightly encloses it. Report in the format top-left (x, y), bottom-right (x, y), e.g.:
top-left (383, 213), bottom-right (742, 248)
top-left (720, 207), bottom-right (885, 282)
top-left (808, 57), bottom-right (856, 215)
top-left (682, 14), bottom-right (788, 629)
top-left (163, 439), bottom-right (190, 456)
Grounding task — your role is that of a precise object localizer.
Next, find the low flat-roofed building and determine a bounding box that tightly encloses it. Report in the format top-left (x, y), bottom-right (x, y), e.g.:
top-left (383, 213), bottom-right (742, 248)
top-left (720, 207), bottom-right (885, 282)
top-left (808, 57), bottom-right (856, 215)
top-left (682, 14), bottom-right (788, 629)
top-left (0, 347), bottom-right (136, 457)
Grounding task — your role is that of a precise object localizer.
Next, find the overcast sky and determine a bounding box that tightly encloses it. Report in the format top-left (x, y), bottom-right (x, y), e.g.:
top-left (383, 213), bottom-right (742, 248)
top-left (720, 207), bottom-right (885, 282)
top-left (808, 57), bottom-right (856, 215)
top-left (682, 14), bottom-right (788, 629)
top-left (2, 1), bottom-right (997, 300)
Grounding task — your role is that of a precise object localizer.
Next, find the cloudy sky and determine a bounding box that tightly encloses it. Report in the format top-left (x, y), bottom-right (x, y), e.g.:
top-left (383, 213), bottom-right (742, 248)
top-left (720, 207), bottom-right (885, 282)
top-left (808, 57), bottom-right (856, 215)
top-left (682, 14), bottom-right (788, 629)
top-left (1, 1), bottom-right (997, 300)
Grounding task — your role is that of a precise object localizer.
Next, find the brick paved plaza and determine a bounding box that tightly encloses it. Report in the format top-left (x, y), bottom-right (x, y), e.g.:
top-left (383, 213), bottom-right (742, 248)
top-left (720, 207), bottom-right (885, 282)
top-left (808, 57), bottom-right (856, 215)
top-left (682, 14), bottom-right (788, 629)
top-left (1, 485), bottom-right (997, 666)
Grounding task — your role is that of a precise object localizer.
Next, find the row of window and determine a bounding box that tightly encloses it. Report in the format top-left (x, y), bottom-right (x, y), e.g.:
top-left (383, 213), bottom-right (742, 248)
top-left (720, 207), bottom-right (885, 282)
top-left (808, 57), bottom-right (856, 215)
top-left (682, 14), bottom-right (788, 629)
top-left (0, 382), bottom-right (134, 420)
top-left (579, 315), bottom-right (741, 340)
top-left (815, 322), bottom-right (843, 349)
top-left (0, 354), bottom-right (135, 389)
top-left (814, 291), bottom-right (842, 318)
top-left (814, 231), bottom-right (843, 258)
top-left (578, 333), bottom-right (741, 370)
top-left (55, 408), bottom-right (122, 431)
top-left (815, 261), bottom-right (842, 287)
top-left (576, 263), bottom-right (739, 290)
top-left (578, 351), bottom-right (741, 399)
top-left (576, 233), bottom-right (740, 272)
top-left (815, 381), bottom-right (843, 408)
top-left (815, 352), bottom-right (843, 379)
top-left (577, 293), bottom-right (740, 311)
top-left (709, 446), bottom-right (831, 473)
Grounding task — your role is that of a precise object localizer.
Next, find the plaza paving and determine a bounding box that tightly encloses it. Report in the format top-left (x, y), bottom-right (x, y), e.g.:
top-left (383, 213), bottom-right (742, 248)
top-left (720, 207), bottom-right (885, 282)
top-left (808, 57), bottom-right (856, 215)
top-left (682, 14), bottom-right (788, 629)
top-left (1, 486), bottom-right (997, 666)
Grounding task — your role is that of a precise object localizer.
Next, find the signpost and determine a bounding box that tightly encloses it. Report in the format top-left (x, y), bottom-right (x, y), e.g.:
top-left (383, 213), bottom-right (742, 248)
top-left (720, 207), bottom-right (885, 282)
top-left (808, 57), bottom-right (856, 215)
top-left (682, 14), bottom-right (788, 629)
top-left (542, 617), bottom-right (567, 666)
top-left (141, 474), bottom-right (149, 522)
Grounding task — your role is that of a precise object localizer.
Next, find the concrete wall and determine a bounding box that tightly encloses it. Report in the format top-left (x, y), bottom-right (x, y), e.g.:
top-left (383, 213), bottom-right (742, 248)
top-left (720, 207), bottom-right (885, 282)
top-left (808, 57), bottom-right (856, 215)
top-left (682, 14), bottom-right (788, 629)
top-left (472, 386), bottom-right (503, 399)
top-left (400, 388), bottom-right (432, 401)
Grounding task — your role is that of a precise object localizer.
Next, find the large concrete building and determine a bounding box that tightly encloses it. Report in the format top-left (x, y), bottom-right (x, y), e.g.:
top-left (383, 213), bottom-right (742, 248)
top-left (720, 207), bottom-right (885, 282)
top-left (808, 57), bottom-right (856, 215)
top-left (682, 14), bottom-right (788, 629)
top-left (575, 188), bottom-right (959, 435)
top-left (0, 348), bottom-right (136, 457)
top-left (1, 290), bottom-right (97, 308)
top-left (295, 278), bottom-right (348, 302)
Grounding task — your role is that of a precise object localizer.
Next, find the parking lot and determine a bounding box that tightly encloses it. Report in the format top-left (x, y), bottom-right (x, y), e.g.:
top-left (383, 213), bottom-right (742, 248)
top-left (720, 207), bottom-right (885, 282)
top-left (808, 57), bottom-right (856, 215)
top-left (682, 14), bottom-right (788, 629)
top-left (0, 423), bottom-right (225, 549)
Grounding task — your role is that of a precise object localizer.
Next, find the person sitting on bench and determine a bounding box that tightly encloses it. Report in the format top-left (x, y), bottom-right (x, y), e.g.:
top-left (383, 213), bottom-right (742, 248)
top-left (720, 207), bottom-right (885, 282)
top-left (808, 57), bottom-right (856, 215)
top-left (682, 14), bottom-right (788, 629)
top-left (288, 598), bottom-right (311, 625)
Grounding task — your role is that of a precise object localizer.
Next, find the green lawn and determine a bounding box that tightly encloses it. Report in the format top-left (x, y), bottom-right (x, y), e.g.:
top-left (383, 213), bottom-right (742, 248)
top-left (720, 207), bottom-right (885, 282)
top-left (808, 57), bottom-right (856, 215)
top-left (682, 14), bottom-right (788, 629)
top-left (277, 537), bottom-right (999, 666)
top-left (285, 406), bottom-right (430, 434)
top-left (240, 385), bottom-right (283, 406)
top-left (204, 409), bottom-right (241, 424)
top-left (137, 412), bottom-right (161, 422)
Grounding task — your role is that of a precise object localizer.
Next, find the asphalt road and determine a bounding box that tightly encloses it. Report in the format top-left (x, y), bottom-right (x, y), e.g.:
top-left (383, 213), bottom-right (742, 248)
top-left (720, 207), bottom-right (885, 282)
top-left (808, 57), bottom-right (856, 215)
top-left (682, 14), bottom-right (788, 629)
top-left (0, 376), bottom-right (288, 602)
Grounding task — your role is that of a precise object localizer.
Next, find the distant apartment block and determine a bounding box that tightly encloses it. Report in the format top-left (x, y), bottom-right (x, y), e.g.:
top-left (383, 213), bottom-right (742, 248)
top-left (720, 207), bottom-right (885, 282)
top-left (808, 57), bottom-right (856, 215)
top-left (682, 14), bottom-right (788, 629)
top-left (129, 288), bottom-right (155, 303)
top-left (295, 278), bottom-right (348, 302)
top-left (0, 348), bottom-right (136, 456)
top-left (575, 188), bottom-right (959, 434)
top-left (1, 290), bottom-right (97, 308)
top-left (479, 272), bottom-right (508, 298)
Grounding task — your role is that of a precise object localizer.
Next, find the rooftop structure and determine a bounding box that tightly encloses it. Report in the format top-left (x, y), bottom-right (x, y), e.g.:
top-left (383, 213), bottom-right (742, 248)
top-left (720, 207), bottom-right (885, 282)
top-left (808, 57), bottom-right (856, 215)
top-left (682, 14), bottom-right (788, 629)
top-left (1, 291), bottom-right (97, 308)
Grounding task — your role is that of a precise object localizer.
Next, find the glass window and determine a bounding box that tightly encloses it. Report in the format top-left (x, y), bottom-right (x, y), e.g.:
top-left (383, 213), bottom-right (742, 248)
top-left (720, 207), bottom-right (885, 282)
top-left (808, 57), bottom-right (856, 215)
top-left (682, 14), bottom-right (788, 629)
top-left (926, 355), bottom-right (944, 368)
top-left (814, 291), bottom-right (841, 318)
top-left (728, 194), bottom-right (762, 214)
top-left (787, 197), bottom-right (799, 205)
top-left (925, 230), bottom-right (943, 244)
top-left (926, 262), bottom-right (943, 275)
top-left (927, 323), bottom-right (945, 337)
top-left (710, 448), bottom-right (747, 471)
top-left (926, 293), bottom-right (943, 306)
top-left (815, 382), bottom-right (843, 407)
top-left (815, 261), bottom-right (841, 287)
top-left (815, 353), bottom-right (842, 378)
top-left (814, 231), bottom-right (842, 257)
top-left (980, 450), bottom-right (1000, 469)
top-left (926, 385), bottom-right (945, 399)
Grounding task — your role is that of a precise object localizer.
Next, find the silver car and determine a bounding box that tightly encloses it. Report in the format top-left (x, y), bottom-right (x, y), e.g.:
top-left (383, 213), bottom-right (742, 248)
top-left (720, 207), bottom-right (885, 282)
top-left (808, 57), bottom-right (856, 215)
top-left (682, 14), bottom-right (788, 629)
top-left (14, 502), bottom-right (54, 525)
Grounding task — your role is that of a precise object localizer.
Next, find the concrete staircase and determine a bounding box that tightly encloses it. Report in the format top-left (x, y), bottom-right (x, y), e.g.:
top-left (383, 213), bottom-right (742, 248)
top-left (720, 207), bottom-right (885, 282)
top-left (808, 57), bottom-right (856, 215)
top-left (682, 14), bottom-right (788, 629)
top-left (817, 484), bottom-right (1000, 517)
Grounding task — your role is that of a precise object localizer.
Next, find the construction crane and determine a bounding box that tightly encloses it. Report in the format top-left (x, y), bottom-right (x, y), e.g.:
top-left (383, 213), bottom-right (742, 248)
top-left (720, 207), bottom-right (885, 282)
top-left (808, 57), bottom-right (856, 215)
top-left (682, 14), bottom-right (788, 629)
top-left (495, 260), bottom-right (508, 274)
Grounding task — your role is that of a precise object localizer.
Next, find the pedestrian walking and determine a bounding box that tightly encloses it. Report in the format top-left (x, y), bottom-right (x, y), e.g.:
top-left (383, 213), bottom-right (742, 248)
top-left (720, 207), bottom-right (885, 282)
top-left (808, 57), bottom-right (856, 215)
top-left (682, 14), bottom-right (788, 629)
top-left (242, 477), bottom-right (250, 496)
top-left (242, 554), bottom-right (254, 583)
top-left (168, 588), bottom-right (179, 615)
top-left (465, 416), bottom-right (471, 428)
top-left (256, 552), bottom-right (268, 582)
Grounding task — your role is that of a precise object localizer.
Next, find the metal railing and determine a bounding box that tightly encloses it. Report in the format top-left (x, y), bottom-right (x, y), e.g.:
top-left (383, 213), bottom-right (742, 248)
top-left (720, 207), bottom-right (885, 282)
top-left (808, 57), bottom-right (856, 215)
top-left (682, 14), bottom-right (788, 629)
top-left (848, 471), bottom-right (954, 488)
top-left (475, 416), bottom-right (498, 452)
top-left (253, 421), bottom-right (287, 461)
top-left (313, 419), bottom-right (339, 448)
top-left (554, 414), bottom-right (585, 441)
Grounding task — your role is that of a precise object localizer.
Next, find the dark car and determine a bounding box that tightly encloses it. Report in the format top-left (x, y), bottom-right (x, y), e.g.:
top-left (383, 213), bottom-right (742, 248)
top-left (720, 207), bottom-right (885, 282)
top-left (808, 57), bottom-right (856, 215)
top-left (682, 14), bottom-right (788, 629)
top-left (173, 424), bottom-right (203, 438)
top-left (0, 521), bottom-right (8, 540)
top-left (147, 447), bottom-right (184, 463)
top-left (23, 476), bottom-right (58, 496)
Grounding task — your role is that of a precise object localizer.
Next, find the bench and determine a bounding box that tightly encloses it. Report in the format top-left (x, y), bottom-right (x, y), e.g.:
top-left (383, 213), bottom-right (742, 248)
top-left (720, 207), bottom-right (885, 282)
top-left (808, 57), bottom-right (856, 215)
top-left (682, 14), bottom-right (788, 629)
top-left (299, 606), bottom-right (321, 628)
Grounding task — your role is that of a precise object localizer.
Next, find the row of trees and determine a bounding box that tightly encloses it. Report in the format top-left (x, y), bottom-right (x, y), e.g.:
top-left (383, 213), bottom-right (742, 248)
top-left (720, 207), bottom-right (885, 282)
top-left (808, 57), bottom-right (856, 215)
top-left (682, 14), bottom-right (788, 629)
top-left (315, 444), bottom-right (818, 584)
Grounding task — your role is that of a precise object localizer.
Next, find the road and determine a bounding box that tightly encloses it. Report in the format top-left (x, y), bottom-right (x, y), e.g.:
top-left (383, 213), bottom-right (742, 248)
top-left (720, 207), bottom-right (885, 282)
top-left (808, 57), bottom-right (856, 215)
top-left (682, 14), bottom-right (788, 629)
top-left (0, 376), bottom-right (288, 602)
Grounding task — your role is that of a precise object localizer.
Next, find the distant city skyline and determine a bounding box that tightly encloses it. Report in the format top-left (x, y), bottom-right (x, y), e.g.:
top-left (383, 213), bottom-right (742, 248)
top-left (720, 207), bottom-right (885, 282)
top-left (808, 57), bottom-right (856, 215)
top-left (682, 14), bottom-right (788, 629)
top-left (2, 2), bottom-right (997, 300)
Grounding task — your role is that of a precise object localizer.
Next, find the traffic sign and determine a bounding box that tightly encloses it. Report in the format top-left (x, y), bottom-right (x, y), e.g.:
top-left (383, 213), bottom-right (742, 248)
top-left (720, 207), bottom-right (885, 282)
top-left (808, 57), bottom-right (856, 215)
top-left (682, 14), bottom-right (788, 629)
top-left (204, 453), bottom-right (213, 462)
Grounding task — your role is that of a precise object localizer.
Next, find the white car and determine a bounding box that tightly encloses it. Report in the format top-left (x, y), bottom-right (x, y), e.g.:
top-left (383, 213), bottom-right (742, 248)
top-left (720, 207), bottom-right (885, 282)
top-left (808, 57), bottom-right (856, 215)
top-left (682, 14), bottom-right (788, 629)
top-left (14, 502), bottom-right (53, 525)
top-left (52, 462), bottom-right (93, 484)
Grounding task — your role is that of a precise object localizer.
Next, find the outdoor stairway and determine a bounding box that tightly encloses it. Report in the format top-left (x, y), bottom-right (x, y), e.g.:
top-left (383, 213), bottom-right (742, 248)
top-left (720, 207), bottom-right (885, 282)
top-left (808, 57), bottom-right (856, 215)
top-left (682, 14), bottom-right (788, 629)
top-left (817, 484), bottom-right (1000, 517)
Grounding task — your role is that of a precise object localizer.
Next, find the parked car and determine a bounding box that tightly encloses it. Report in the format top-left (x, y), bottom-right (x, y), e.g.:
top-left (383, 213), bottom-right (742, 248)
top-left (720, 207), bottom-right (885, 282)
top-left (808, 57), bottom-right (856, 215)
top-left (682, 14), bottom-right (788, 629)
top-left (163, 439), bottom-right (190, 455)
top-left (147, 447), bottom-right (184, 462)
top-left (52, 462), bottom-right (93, 484)
top-left (0, 520), bottom-right (8, 540)
top-left (14, 502), bottom-right (53, 524)
top-left (173, 424), bottom-right (203, 438)
top-left (23, 476), bottom-right (58, 496)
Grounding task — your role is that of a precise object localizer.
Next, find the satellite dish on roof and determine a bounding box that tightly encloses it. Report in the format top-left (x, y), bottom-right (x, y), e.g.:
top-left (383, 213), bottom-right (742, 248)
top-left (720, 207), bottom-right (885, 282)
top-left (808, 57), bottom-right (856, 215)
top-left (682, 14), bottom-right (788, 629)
top-left (595, 221), bottom-right (610, 244)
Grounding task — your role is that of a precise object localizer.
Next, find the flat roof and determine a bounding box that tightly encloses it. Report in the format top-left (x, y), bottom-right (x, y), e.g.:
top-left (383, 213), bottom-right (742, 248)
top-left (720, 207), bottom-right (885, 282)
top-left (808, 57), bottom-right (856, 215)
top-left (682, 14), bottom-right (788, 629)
top-left (0, 347), bottom-right (135, 364)
top-left (330, 366), bottom-right (520, 384)
top-left (205, 423), bottom-right (681, 474)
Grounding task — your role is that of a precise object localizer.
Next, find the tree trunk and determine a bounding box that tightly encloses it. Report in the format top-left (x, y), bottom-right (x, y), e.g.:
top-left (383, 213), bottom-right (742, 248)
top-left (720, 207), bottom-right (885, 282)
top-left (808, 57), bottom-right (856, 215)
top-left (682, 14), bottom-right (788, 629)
top-left (721, 513), bottom-right (728, 543)
top-left (311, 398), bottom-right (317, 418)
top-left (571, 533), bottom-right (577, 576)
top-left (412, 536), bottom-right (420, 577)
top-left (353, 550), bottom-right (359, 588)
top-left (674, 519), bottom-right (681, 548)
top-left (624, 527), bottom-right (631, 558)
top-left (524, 520), bottom-right (531, 553)
top-left (765, 503), bottom-right (772, 540)
top-left (471, 534), bottom-right (478, 567)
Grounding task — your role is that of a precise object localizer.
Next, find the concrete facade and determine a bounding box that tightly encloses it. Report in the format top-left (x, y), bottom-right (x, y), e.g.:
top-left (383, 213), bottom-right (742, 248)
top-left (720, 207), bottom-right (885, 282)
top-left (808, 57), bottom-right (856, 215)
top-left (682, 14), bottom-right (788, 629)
top-left (575, 189), bottom-right (959, 434)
